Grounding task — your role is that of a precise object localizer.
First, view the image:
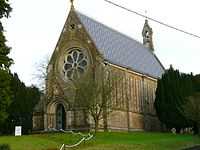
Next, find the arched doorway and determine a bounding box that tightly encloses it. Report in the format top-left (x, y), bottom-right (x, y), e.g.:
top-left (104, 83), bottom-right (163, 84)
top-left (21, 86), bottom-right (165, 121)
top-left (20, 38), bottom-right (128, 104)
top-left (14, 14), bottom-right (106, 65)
top-left (56, 104), bottom-right (66, 130)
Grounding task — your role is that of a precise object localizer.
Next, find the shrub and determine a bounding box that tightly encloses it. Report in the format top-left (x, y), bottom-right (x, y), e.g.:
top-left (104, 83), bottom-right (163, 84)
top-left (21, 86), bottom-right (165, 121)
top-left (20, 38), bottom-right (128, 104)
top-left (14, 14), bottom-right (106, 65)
top-left (0, 144), bottom-right (10, 150)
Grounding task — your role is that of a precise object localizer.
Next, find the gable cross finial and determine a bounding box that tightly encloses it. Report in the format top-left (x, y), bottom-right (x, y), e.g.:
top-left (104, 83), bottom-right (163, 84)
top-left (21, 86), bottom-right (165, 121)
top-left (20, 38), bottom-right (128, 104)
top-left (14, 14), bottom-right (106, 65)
top-left (70, 0), bottom-right (74, 5)
top-left (145, 10), bottom-right (148, 20)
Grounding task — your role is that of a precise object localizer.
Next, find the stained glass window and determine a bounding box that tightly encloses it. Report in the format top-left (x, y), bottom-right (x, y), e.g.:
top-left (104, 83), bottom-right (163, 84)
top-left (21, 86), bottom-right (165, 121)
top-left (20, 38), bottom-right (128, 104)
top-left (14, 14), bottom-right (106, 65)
top-left (63, 49), bottom-right (88, 80)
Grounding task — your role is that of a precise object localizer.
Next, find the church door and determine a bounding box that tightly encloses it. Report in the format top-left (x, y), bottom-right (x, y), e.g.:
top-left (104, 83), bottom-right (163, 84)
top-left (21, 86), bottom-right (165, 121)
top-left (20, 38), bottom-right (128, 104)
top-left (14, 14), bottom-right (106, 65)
top-left (56, 104), bottom-right (66, 130)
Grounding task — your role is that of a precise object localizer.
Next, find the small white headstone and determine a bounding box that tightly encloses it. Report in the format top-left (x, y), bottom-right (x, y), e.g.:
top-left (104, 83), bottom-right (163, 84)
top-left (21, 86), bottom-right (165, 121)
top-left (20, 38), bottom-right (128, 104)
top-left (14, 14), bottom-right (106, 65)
top-left (15, 126), bottom-right (22, 136)
top-left (171, 128), bottom-right (176, 134)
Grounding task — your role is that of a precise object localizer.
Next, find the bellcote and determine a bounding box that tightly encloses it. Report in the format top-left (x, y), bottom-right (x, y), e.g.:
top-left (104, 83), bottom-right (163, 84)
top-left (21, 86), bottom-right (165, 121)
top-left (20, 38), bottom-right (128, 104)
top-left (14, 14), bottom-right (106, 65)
top-left (142, 19), bottom-right (154, 51)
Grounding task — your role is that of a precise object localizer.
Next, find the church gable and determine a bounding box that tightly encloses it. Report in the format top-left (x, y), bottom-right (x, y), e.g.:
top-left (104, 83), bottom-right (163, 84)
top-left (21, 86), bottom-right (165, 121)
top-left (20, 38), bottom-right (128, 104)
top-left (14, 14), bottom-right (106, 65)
top-left (48, 7), bottom-right (101, 75)
top-left (46, 7), bottom-right (103, 95)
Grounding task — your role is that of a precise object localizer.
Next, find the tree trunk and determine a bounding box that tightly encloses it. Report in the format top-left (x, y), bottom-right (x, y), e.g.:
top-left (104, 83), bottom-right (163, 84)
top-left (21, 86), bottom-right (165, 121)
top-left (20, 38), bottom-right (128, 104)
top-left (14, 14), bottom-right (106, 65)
top-left (176, 127), bottom-right (181, 134)
top-left (103, 107), bottom-right (108, 132)
top-left (197, 122), bottom-right (200, 136)
top-left (83, 110), bottom-right (88, 125)
top-left (193, 123), bottom-right (199, 135)
top-left (94, 120), bottom-right (99, 133)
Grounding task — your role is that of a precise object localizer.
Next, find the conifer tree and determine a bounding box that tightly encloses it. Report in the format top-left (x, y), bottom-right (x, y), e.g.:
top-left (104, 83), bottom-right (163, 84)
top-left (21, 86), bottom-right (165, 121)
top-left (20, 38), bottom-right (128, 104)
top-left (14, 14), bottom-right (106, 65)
top-left (193, 74), bottom-right (200, 92)
top-left (0, 0), bottom-right (12, 126)
top-left (1, 73), bottom-right (41, 134)
top-left (0, 0), bottom-right (12, 69)
top-left (154, 66), bottom-right (193, 132)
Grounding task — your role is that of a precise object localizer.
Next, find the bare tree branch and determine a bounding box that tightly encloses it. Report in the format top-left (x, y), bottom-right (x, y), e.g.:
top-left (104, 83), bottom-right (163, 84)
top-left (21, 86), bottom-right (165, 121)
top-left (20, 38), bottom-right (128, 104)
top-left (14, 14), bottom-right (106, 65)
top-left (71, 64), bottom-right (120, 132)
top-left (32, 55), bottom-right (50, 91)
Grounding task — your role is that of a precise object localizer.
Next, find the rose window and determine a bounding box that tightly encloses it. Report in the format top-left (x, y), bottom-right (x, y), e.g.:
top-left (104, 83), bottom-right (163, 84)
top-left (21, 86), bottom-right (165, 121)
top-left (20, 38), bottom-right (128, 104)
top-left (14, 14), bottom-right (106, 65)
top-left (63, 49), bottom-right (88, 80)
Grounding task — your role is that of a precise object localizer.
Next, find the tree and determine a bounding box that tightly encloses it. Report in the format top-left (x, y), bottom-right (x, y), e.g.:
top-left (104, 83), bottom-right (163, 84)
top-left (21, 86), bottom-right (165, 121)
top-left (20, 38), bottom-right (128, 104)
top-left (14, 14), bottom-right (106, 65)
top-left (0, 0), bottom-right (12, 127)
top-left (10, 73), bottom-right (40, 134)
top-left (22, 85), bottom-right (41, 133)
top-left (154, 66), bottom-right (193, 132)
top-left (193, 74), bottom-right (200, 92)
top-left (0, 0), bottom-right (12, 69)
top-left (0, 70), bottom-right (12, 124)
top-left (0, 1), bottom-right (41, 134)
top-left (33, 55), bottom-right (49, 91)
top-left (0, 73), bottom-right (41, 134)
top-left (182, 93), bottom-right (200, 135)
top-left (72, 65), bottom-right (117, 132)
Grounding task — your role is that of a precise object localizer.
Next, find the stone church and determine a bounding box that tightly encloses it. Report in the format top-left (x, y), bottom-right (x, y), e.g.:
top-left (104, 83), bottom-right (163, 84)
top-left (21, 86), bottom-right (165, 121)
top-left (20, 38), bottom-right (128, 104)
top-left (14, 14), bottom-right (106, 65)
top-left (33, 1), bottom-right (165, 131)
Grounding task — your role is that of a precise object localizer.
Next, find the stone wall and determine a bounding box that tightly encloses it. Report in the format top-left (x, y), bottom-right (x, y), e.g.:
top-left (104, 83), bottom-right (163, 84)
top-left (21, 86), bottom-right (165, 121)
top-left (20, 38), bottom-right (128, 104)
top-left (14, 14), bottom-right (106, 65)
top-left (107, 110), bottom-right (161, 131)
top-left (32, 112), bottom-right (44, 131)
top-left (104, 63), bottom-right (161, 131)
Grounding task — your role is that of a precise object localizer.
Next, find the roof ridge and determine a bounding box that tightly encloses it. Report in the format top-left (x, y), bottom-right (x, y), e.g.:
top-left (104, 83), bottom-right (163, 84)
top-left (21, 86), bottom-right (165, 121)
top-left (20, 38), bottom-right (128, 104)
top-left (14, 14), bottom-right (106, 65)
top-left (76, 10), bottom-right (146, 47)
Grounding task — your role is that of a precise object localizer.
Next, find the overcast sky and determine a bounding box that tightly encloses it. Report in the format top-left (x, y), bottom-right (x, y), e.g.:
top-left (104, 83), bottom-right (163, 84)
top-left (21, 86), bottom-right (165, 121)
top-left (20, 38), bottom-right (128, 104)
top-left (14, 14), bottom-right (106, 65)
top-left (3, 0), bottom-right (200, 86)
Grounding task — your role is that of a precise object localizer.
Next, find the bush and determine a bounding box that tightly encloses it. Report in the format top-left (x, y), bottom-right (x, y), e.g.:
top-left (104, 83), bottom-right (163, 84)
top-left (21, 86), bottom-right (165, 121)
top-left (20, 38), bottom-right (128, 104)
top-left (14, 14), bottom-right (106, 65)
top-left (0, 144), bottom-right (10, 150)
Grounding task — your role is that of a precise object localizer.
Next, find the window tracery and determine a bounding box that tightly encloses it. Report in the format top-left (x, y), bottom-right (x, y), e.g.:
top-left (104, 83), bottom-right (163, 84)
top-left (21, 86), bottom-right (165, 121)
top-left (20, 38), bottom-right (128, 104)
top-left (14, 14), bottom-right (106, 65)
top-left (63, 49), bottom-right (88, 80)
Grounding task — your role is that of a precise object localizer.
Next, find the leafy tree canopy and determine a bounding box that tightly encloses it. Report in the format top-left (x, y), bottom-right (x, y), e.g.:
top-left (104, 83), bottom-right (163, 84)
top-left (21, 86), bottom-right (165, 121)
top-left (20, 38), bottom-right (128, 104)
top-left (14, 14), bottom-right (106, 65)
top-left (0, 0), bottom-right (12, 69)
top-left (0, 0), bottom-right (12, 127)
top-left (0, 0), bottom-right (11, 19)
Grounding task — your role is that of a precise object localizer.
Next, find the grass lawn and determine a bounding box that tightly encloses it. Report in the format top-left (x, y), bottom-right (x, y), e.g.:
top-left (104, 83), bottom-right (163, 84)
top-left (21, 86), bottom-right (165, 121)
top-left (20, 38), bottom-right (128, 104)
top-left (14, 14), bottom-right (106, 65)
top-left (0, 132), bottom-right (199, 150)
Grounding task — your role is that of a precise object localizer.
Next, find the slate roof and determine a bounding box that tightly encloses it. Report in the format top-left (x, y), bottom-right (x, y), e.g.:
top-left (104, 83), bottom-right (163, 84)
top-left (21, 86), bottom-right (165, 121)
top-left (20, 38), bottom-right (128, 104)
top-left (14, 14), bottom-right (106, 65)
top-left (76, 11), bottom-right (165, 79)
